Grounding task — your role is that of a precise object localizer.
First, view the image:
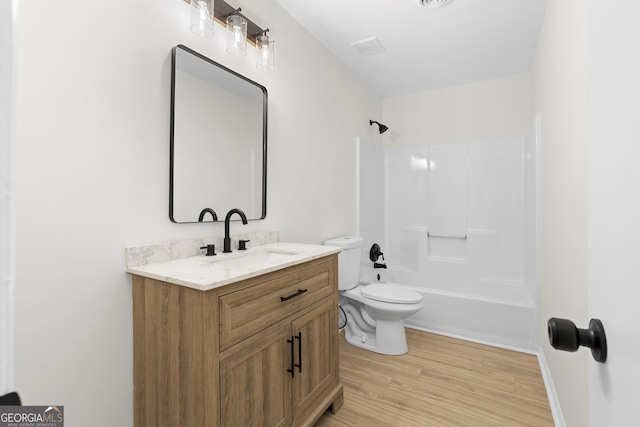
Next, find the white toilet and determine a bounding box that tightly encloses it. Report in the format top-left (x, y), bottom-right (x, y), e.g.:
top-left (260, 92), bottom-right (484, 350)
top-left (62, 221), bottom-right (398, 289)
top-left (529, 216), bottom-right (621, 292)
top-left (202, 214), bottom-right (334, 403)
top-left (324, 236), bottom-right (424, 355)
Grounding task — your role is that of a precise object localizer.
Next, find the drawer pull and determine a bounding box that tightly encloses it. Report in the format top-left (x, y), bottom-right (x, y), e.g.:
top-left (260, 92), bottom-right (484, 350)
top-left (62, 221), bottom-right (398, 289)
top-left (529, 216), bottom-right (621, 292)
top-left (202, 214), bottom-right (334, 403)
top-left (280, 289), bottom-right (308, 302)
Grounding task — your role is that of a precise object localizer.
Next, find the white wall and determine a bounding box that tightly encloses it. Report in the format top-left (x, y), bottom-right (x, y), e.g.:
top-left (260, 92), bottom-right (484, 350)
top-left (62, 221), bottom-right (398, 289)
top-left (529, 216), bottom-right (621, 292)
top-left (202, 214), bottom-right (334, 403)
top-left (14, 0), bottom-right (380, 424)
top-left (383, 73), bottom-right (532, 147)
top-left (0, 0), bottom-right (17, 396)
top-left (532, 1), bottom-right (589, 425)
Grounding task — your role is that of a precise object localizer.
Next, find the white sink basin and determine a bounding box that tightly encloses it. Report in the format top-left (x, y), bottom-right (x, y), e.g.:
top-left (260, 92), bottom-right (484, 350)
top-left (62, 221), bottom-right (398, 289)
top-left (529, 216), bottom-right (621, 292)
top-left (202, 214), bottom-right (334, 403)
top-left (207, 248), bottom-right (301, 268)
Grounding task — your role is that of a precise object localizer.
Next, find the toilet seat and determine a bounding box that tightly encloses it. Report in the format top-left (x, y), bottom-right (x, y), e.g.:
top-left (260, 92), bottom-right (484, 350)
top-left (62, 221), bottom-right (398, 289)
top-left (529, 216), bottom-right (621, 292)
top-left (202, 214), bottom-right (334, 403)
top-left (361, 283), bottom-right (422, 304)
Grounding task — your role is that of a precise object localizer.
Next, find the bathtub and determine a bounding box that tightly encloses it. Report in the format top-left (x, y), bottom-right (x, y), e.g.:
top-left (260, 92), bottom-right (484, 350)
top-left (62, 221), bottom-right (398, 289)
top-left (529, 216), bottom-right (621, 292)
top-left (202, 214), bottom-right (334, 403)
top-left (388, 281), bottom-right (537, 351)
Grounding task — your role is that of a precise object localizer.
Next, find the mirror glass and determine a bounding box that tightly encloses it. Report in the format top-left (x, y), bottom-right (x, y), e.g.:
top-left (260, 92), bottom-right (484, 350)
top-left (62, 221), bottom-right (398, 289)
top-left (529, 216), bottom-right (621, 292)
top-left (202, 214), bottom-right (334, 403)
top-left (170, 44), bottom-right (267, 223)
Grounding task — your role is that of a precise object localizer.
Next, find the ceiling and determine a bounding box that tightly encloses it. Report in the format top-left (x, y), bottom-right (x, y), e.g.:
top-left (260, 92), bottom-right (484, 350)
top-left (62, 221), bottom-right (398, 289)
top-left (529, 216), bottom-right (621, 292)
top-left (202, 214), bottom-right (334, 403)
top-left (275, 0), bottom-right (547, 97)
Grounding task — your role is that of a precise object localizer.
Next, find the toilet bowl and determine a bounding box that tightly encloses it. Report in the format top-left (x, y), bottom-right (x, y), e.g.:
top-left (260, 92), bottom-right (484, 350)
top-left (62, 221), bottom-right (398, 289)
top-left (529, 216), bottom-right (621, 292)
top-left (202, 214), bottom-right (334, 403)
top-left (341, 282), bottom-right (424, 355)
top-left (324, 236), bottom-right (424, 355)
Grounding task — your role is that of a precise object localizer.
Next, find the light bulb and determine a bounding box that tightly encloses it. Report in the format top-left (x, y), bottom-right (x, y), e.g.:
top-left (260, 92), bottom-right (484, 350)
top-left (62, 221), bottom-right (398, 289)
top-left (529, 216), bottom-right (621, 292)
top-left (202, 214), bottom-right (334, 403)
top-left (233, 27), bottom-right (243, 43)
top-left (256, 34), bottom-right (274, 71)
top-left (226, 15), bottom-right (247, 56)
top-left (260, 46), bottom-right (271, 63)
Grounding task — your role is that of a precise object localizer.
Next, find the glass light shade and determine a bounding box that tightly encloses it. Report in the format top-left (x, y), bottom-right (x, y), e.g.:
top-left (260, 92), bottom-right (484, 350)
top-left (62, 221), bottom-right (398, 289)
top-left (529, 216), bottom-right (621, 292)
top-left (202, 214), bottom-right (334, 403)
top-left (256, 35), bottom-right (274, 71)
top-left (190, 0), bottom-right (214, 37)
top-left (226, 15), bottom-right (248, 56)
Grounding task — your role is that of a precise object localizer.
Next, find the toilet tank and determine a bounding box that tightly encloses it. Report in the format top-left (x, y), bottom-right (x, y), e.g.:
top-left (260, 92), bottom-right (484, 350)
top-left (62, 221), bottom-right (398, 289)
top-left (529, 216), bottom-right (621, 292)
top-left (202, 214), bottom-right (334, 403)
top-left (323, 236), bottom-right (363, 291)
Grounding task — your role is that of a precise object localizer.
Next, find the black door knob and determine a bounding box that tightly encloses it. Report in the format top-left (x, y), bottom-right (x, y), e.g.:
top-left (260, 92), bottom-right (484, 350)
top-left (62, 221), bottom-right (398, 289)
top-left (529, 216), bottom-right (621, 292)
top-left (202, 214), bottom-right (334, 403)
top-left (547, 317), bottom-right (607, 363)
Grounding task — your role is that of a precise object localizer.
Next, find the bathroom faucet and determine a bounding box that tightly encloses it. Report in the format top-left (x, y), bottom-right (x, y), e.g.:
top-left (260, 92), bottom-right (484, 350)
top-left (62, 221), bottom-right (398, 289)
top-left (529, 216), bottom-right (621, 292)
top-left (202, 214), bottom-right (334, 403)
top-left (374, 262), bottom-right (387, 269)
top-left (223, 208), bottom-right (248, 253)
top-left (198, 208), bottom-right (218, 222)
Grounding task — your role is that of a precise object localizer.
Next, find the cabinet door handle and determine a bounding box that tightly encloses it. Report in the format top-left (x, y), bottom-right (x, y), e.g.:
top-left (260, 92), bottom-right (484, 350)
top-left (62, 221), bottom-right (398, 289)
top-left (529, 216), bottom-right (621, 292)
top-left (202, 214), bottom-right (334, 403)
top-left (287, 336), bottom-right (295, 378)
top-left (294, 332), bottom-right (302, 373)
top-left (280, 288), bottom-right (308, 302)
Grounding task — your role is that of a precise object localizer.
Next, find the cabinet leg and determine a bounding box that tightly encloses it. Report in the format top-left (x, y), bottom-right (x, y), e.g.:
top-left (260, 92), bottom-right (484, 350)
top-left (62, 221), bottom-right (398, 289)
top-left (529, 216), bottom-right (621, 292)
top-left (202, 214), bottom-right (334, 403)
top-left (329, 385), bottom-right (344, 414)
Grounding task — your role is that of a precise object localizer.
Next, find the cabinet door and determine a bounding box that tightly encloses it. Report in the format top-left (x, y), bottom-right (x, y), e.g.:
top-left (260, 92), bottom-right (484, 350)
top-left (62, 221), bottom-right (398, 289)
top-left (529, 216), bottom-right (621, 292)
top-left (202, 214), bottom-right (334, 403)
top-left (219, 323), bottom-right (292, 427)
top-left (291, 299), bottom-right (338, 420)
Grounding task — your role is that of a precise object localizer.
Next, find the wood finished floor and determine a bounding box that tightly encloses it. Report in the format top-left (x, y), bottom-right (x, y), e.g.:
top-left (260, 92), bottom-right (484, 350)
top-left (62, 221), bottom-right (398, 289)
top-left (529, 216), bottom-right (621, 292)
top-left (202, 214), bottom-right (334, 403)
top-left (316, 329), bottom-right (554, 427)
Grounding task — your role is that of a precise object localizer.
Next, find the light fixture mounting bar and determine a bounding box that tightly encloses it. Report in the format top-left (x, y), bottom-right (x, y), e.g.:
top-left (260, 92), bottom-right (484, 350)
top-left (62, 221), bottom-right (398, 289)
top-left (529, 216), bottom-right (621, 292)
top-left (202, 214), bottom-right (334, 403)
top-left (184, 0), bottom-right (266, 46)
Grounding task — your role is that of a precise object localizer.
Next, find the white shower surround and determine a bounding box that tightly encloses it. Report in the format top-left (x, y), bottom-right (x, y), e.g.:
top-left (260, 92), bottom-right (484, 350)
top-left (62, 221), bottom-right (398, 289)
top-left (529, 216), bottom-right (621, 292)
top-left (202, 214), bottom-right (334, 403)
top-left (358, 126), bottom-right (539, 351)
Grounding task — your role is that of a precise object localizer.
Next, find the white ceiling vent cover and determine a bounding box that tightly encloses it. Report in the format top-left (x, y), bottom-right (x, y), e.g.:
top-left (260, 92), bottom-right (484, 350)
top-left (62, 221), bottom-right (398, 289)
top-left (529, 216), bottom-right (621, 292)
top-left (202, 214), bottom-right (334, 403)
top-left (350, 37), bottom-right (386, 56)
top-left (418, 0), bottom-right (452, 8)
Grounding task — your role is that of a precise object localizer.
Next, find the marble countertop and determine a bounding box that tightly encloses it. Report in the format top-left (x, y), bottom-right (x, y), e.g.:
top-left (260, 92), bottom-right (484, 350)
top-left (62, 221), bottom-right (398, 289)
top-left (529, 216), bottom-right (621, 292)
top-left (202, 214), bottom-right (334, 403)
top-left (126, 242), bottom-right (341, 291)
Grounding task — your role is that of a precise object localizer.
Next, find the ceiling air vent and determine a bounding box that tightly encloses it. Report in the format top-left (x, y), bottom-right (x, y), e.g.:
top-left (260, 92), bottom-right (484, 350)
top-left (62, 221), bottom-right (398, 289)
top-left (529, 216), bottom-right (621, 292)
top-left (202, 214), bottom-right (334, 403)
top-left (350, 37), bottom-right (386, 57)
top-left (418, 0), bottom-right (452, 8)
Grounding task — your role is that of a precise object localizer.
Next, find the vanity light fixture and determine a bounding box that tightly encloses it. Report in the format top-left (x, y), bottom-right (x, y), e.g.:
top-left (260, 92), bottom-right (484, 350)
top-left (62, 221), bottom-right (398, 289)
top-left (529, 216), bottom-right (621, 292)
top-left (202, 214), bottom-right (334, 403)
top-left (190, 0), bottom-right (215, 37)
top-left (226, 9), bottom-right (248, 56)
top-left (184, 0), bottom-right (275, 70)
top-left (369, 120), bottom-right (389, 134)
top-left (256, 30), bottom-right (274, 71)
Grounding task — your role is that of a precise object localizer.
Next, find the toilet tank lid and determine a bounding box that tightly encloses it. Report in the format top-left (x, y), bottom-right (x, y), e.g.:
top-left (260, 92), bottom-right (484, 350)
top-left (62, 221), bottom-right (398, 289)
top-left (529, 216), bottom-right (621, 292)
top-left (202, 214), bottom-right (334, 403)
top-left (323, 236), bottom-right (363, 249)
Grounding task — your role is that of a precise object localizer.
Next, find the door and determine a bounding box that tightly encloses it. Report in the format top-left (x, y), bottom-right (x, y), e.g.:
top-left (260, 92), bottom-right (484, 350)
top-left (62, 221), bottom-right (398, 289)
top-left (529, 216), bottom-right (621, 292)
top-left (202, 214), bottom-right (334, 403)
top-left (588, 1), bottom-right (640, 424)
top-left (291, 299), bottom-right (338, 420)
top-left (219, 323), bottom-right (292, 427)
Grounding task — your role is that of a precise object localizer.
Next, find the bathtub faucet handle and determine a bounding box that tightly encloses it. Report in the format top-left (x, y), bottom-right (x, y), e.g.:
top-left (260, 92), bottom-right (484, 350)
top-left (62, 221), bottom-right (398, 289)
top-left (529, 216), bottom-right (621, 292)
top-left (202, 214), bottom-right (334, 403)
top-left (370, 243), bottom-right (384, 262)
top-left (373, 262), bottom-right (387, 269)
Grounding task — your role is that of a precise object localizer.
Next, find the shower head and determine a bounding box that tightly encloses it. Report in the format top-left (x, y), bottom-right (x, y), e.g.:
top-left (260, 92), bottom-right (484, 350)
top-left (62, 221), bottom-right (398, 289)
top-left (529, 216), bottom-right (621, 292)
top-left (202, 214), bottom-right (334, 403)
top-left (369, 120), bottom-right (389, 134)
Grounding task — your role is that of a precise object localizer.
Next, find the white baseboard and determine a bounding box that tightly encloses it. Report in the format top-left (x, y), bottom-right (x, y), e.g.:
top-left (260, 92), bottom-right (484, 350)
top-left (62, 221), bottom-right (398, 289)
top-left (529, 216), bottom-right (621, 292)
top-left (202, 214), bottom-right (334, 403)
top-left (405, 324), bottom-right (537, 355)
top-left (536, 347), bottom-right (565, 427)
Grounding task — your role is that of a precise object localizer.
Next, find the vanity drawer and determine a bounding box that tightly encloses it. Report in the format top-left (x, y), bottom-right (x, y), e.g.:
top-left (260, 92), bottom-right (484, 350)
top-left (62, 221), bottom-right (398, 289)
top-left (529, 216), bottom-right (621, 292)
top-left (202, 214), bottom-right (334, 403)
top-left (219, 257), bottom-right (336, 350)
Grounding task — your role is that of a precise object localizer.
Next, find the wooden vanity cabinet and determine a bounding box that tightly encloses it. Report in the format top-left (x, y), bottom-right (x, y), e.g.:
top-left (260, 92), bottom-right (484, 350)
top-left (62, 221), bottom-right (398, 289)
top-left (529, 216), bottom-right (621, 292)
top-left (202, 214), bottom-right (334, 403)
top-left (132, 254), bottom-right (342, 427)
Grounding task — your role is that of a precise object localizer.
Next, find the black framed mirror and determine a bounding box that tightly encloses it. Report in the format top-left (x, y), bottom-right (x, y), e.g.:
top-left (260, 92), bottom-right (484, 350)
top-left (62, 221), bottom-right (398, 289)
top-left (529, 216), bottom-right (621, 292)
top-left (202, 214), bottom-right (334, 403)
top-left (170, 44), bottom-right (267, 223)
